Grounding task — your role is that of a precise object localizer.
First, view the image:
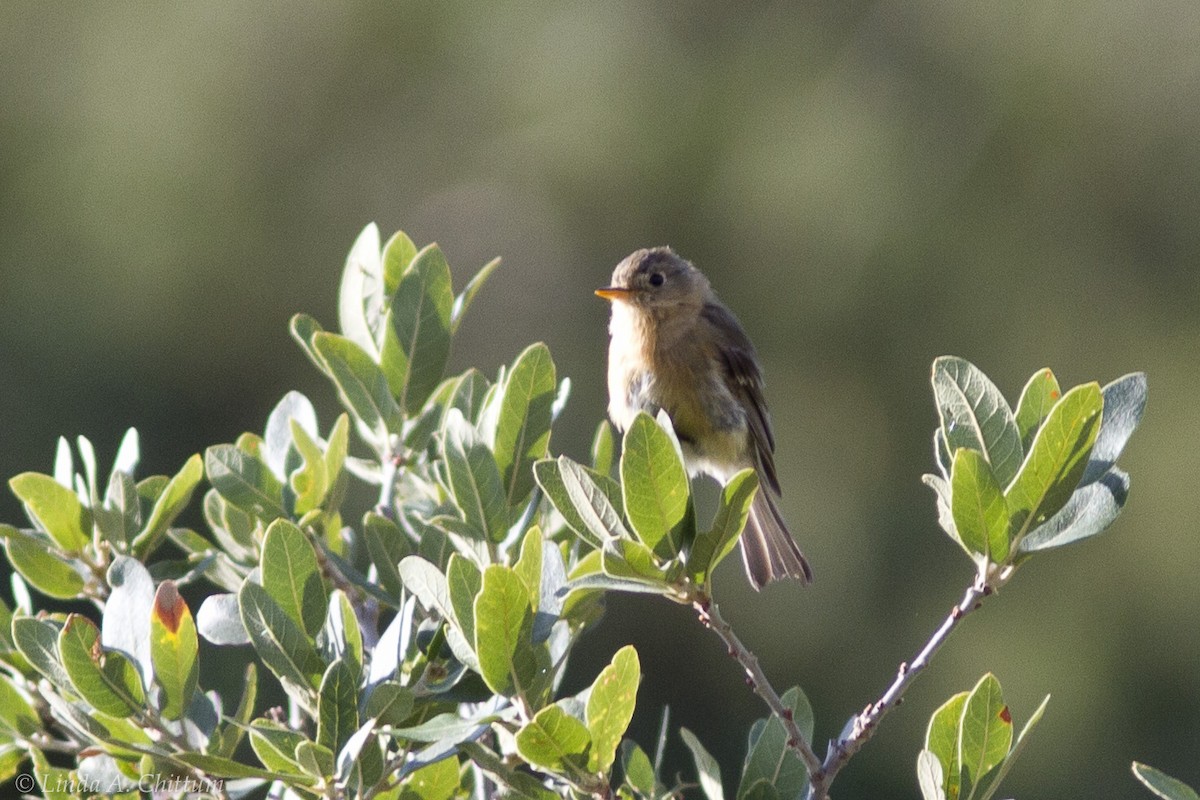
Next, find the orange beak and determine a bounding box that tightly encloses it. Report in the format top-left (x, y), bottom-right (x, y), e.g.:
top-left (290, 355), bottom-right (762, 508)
top-left (595, 286), bottom-right (632, 301)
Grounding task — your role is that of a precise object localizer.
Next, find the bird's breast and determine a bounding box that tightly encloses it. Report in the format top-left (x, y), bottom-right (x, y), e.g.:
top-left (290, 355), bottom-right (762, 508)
top-left (605, 305), bottom-right (750, 479)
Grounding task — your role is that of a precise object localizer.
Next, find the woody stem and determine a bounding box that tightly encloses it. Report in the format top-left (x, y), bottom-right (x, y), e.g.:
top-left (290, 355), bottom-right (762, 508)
top-left (693, 595), bottom-right (824, 778)
top-left (805, 574), bottom-right (993, 799)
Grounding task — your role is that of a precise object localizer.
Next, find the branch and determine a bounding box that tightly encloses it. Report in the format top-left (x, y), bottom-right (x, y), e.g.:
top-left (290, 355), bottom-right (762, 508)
top-left (693, 594), bottom-right (824, 778)
top-left (805, 572), bottom-right (995, 799)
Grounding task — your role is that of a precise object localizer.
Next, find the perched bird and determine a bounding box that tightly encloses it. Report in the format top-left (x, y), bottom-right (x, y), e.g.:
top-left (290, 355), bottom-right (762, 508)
top-left (596, 247), bottom-right (812, 589)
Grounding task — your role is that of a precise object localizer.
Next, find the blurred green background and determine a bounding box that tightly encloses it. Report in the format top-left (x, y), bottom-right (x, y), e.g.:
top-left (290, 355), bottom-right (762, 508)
top-left (2, 2), bottom-right (1197, 796)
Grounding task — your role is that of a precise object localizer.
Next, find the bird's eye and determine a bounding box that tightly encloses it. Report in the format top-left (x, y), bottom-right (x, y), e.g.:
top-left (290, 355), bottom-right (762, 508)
top-left (648, 272), bottom-right (665, 287)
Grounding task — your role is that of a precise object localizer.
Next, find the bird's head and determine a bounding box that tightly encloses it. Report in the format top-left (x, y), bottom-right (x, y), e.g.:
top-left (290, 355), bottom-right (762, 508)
top-left (596, 247), bottom-right (710, 314)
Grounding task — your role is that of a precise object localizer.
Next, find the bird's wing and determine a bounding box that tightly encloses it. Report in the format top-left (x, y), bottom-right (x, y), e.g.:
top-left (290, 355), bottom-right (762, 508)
top-left (701, 302), bottom-right (781, 496)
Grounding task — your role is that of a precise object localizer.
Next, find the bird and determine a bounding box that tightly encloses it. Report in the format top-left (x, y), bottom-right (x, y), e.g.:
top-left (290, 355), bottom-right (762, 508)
top-left (595, 246), bottom-right (811, 589)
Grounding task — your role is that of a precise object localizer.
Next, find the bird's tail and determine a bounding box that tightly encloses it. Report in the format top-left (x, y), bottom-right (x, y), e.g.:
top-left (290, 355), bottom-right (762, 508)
top-left (740, 487), bottom-right (812, 590)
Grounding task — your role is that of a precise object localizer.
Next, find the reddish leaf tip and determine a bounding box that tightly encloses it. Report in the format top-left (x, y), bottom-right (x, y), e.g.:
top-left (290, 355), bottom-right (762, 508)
top-left (153, 580), bottom-right (187, 634)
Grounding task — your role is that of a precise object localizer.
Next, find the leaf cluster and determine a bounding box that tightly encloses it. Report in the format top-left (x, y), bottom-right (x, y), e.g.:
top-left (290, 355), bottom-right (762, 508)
top-left (0, 225), bottom-right (736, 800)
top-left (0, 226), bottom-right (1153, 800)
top-left (916, 674), bottom-right (1047, 800)
top-left (922, 357), bottom-right (1145, 581)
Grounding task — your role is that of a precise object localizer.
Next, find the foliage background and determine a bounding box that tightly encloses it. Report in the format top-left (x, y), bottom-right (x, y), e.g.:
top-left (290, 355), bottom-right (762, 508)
top-left (0, 2), bottom-right (1196, 796)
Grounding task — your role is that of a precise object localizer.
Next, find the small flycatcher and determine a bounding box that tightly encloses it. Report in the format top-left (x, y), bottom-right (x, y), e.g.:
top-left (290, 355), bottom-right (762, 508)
top-left (596, 247), bottom-right (812, 589)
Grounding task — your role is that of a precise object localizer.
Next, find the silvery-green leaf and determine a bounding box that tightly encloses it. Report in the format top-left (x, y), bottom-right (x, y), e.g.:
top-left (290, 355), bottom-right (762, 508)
top-left (931, 357), bottom-right (1023, 487)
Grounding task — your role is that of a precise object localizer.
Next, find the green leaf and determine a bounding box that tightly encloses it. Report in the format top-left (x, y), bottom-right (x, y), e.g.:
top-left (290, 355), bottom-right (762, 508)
top-left (620, 413), bottom-right (691, 559)
top-left (382, 229), bottom-right (418, 295)
top-left (564, 570), bottom-right (672, 597)
top-left (514, 526), bottom-right (543, 611)
top-left (447, 368), bottom-right (492, 424)
top-left (974, 694), bottom-right (1049, 800)
top-left (148, 580), bottom-right (199, 720)
top-left (175, 751), bottom-right (294, 781)
top-left (932, 357), bottom-right (1024, 487)
top-left (216, 663), bottom-right (258, 758)
top-left (197, 592), bottom-right (249, 645)
top-left (98, 470), bottom-right (140, 549)
top-left (1017, 468), bottom-right (1130, 554)
top-left (313, 332), bottom-right (403, 444)
top-left (296, 739), bottom-right (337, 780)
top-left (12, 616), bottom-right (72, 687)
top-left (689, 469), bottom-right (759, 584)
top-left (0, 747), bottom-right (27, 786)
top-left (30, 748), bottom-right (73, 800)
top-left (339, 718), bottom-right (385, 793)
top-left (261, 519), bottom-right (327, 636)
top-left (205, 444), bottom-right (287, 521)
top-left (338, 221), bottom-right (384, 356)
top-left (2, 533), bottom-right (85, 599)
top-left (111, 426), bottom-right (140, 475)
top-left (1013, 368), bottom-right (1060, 452)
top-left (474, 565), bottom-right (536, 697)
top-left (917, 749), bottom-right (947, 800)
top-left (322, 590), bottom-right (363, 678)
top-left (379, 308), bottom-right (414, 412)
top-left (737, 687), bottom-right (814, 800)
top-left (925, 691), bottom-right (967, 800)
top-left (290, 312), bottom-right (328, 373)
top-left (622, 740), bottom-right (659, 796)
top-left (447, 554), bottom-right (482, 650)
top-left (397, 752), bottom-right (461, 800)
top-left (587, 645), bottom-right (640, 773)
top-left (1083, 372), bottom-right (1148, 483)
top-left (515, 704), bottom-right (592, 775)
top-left (591, 421), bottom-right (616, 477)
top-left (0, 673), bottom-right (39, 736)
top-left (289, 421), bottom-right (329, 515)
top-left (389, 712), bottom-right (496, 744)
top-left (364, 512), bottom-right (412, 600)
top-left (398, 556), bottom-right (455, 620)
top-left (364, 680), bottom-right (415, 726)
top-left (414, 524), bottom-right (454, 569)
top-left (923, 472), bottom-right (958, 542)
top-left (265, 390), bottom-right (318, 478)
top-left (9, 472), bottom-right (91, 553)
top-left (601, 539), bottom-right (669, 586)
top-left (238, 581), bottom-right (325, 708)
top-left (1005, 383), bottom-right (1103, 543)
top-left (398, 555), bottom-right (480, 671)
top-left (442, 410), bottom-right (509, 542)
top-left (249, 720), bottom-right (310, 776)
top-left (376, 244), bottom-right (420, 401)
top-left (391, 242), bottom-right (454, 414)
top-left (324, 413), bottom-right (351, 490)
top-left (461, 741), bottom-right (560, 800)
top-left (959, 674), bottom-right (1012, 787)
top-left (493, 343), bottom-right (557, 508)
top-left (133, 453), bottom-right (203, 557)
top-left (203, 489), bottom-right (256, 562)
top-left (59, 614), bottom-right (145, 717)
top-left (534, 456), bottom-right (630, 548)
top-left (681, 728), bottom-right (725, 800)
top-left (950, 449), bottom-right (1010, 563)
top-left (1132, 763), bottom-right (1200, 800)
top-left (451, 256), bottom-right (501, 334)
top-left (317, 659), bottom-right (359, 755)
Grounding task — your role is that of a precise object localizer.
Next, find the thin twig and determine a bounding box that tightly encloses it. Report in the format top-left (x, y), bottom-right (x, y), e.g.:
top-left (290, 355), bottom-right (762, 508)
top-left (693, 594), bottom-right (824, 778)
top-left (805, 573), bottom-right (995, 799)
